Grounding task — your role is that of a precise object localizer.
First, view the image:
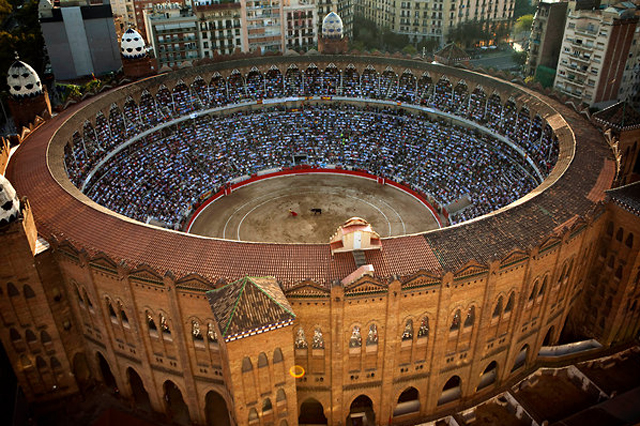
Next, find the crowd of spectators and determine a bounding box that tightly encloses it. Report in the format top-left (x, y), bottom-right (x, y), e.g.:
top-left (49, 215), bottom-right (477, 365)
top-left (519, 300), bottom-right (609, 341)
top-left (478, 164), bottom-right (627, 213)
top-left (63, 65), bottom-right (559, 229)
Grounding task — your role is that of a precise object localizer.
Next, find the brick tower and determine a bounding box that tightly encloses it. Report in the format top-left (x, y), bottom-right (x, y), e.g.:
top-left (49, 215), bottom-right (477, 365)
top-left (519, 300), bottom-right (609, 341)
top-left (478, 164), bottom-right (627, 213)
top-left (0, 174), bottom-right (84, 401)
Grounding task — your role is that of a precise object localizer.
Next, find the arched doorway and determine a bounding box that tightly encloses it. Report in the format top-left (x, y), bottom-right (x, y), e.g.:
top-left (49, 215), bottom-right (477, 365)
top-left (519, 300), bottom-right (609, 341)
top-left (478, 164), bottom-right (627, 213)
top-left (511, 344), bottom-right (529, 372)
top-left (72, 352), bottom-right (93, 392)
top-left (96, 352), bottom-right (116, 390)
top-left (127, 368), bottom-right (151, 412)
top-left (164, 380), bottom-right (190, 425)
top-left (438, 376), bottom-right (462, 406)
top-left (205, 391), bottom-right (231, 426)
top-left (543, 326), bottom-right (555, 346)
top-left (477, 361), bottom-right (498, 391)
top-left (299, 398), bottom-right (328, 425)
top-left (393, 387), bottom-right (420, 417)
top-left (348, 395), bottom-right (375, 426)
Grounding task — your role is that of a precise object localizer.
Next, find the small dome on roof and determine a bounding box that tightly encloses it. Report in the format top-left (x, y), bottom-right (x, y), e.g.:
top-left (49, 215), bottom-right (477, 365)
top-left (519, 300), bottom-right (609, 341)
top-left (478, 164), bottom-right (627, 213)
top-left (120, 28), bottom-right (148, 59)
top-left (0, 174), bottom-right (21, 227)
top-left (322, 12), bottom-right (344, 39)
top-left (7, 58), bottom-right (43, 99)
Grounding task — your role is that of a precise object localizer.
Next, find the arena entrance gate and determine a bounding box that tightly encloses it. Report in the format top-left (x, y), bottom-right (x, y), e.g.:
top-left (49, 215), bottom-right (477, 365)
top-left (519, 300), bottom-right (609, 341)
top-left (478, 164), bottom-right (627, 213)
top-left (299, 398), bottom-right (328, 425)
top-left (347, 395), bottom-right (375, 426)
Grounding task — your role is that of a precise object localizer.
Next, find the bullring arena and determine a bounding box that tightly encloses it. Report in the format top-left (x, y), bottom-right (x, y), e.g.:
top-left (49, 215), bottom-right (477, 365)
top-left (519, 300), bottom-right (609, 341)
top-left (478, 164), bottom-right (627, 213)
top-left (2, 52), bottom-right (640, 426)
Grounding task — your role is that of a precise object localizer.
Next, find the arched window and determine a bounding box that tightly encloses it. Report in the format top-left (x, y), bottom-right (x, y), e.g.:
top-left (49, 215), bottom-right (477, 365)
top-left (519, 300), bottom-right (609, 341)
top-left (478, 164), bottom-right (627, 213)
top-left (7, 282), bottom-right (18, 297)
top-left (207, 322), bottom-right (218, 343)
top-left (83, 289), bottom-right (93, 309)
top-left (192, 320), bottom-right (203, 341)
top-left (615, 266), bottom-right (623, 280)
top-left (366, 324), bottom-right (378, 346)
top-left (295, 327), bottom-right (308, 349)
top-left (273, 348), bottom-right (283, 363)
top-left (626, 233), bottom-right (634, 248)
top-left (258, 352), bottom-right (268, 368)
top-left (616, 227), bottom-right (623, 242)
top-left (312, 328), bottom-right (325, 349)
top-left (538, 278), bottom-right (546, 298)
top-left (464, 306), bottom-right (475, 328)
top-left (50, 357), bottom-right (61, 369)
top-left (75, 286), bottom-right (84, 306)
top-left (607, 256), bottom-right (615, 269)
top-left (418, 317), bottom-right (429, 338)
top-left (529, 281), bottom-right (538, 301)
top-left (493, 296), bottom-right (503, 318)
top-left (349, 326), bottom-right (362, 348)
top-left (505, 293), bottom-right (515, 313)
top-left (262, 398), bottom-right (273, 413)
top-left (242, 357), bottom-right (253, 372)
top-left (394, 387), bottom-right (420, 416)
top-left (40, 330), bottom-right (52, 344)
top-left (118, 303), bottom-right (128, 325)
top-left (107, 300), bottom-right (116, 318)
top-left (450, 309), bottom-right (461, 331)
top-left (25, 329), bottom-right (37, 343)
top-left (401, 319), bottom-right (413, 341)
top-left (146, 311), bottom-right (157, 331)
top-left (20, 355), bottom-right (32, 369)
top-left (477, 361), bottom-right (498, 390)
top-left (438, 376), bottom-right (462, 405)
top-left (248, 408), bottom-right (259, 424)
top-left (52, 287), bottom-right (62, 302)
top-left (23, 284), bottom-right (35, 299)
top-left (606, 221), bottom-right (613, 236)
top-left (35, 356), bottom-right (50, 374)
top-left (276, 388), bottom-right (286, 403)
top-left (36, 356), bottom-right (47, 370)
top-left (10, 328), bottom-right (20, 342)
top-left (160, 314), bottom-right (170, 334)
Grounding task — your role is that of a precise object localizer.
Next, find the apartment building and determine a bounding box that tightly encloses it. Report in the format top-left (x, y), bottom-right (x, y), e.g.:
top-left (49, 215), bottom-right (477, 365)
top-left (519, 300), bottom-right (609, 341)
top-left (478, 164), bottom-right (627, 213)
top-left (144, 4), bottom-right (200, 68)
top-left (283, 0), bottom-right (318, 51)
top-left (526, 0), bottom-right (569, 76)
top-left (193, 0), bottom-right (244, 57)
top-left (554, 2), bottom-right (638, 107)
top-left (355, 0), bottom-right (514, 45)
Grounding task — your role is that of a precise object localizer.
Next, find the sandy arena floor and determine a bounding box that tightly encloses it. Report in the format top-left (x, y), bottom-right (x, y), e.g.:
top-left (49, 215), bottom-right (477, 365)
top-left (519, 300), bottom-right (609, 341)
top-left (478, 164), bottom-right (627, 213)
top-left (188, 174), bottom-right (440, 243)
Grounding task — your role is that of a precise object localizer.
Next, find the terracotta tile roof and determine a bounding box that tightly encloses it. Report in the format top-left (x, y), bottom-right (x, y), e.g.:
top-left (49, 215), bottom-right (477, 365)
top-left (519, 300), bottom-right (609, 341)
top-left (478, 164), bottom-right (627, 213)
top-left (435, 43), bottom-right (470, 63)
top-left (593, 102), bottom-right (640, 131)
top-left (4, 60), bottom-right (614, 288)
top-left (606, 182), bottom-right (640, 216)
top-left (206, 276), bottom-right (295, 342)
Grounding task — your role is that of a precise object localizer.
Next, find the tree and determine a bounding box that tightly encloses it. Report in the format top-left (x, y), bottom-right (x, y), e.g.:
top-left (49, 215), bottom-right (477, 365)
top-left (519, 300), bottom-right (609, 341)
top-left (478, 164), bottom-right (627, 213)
top-left (512, 50), bottom-right (528, 67)
top-left (402, 44), bottom-right (418, 56)
top-left (0, 0), bottom-right (45, 85)
top-left (514, 0), bottom-right (535, 19)
top-left (515, 14), bottom-right (534, 33)
top-left (0, 0), bottom-right (11, 20)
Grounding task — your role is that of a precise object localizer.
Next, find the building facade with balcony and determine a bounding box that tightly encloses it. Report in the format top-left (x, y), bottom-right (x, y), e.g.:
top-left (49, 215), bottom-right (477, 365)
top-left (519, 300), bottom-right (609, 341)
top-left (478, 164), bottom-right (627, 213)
top-left (284, 0), bottom-right (318, 51)
top-left (194, 0), bottom-right (244, 58)
top-left (554, 3), bottom-right (638, 107)
top-left (144, 4), bottom-right (201, 69)
top-left (242, 0), bottom-right (284, 53)
top-left (525, 0), bottom-right (569, 77)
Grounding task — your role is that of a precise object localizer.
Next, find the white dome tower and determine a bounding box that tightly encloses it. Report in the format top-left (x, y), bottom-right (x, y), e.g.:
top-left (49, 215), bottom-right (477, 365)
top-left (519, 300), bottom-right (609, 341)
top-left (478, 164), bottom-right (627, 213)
top-left (7, 58), bottom-right (44, 99)
top-left (322, 12), bottom-right (344, 39)
top-left (5, 53), bottom-right (52, 130)
top-left (120, 28), bottom-right (148, 59)
top-left (0, 174), bottom-right (21, 227)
